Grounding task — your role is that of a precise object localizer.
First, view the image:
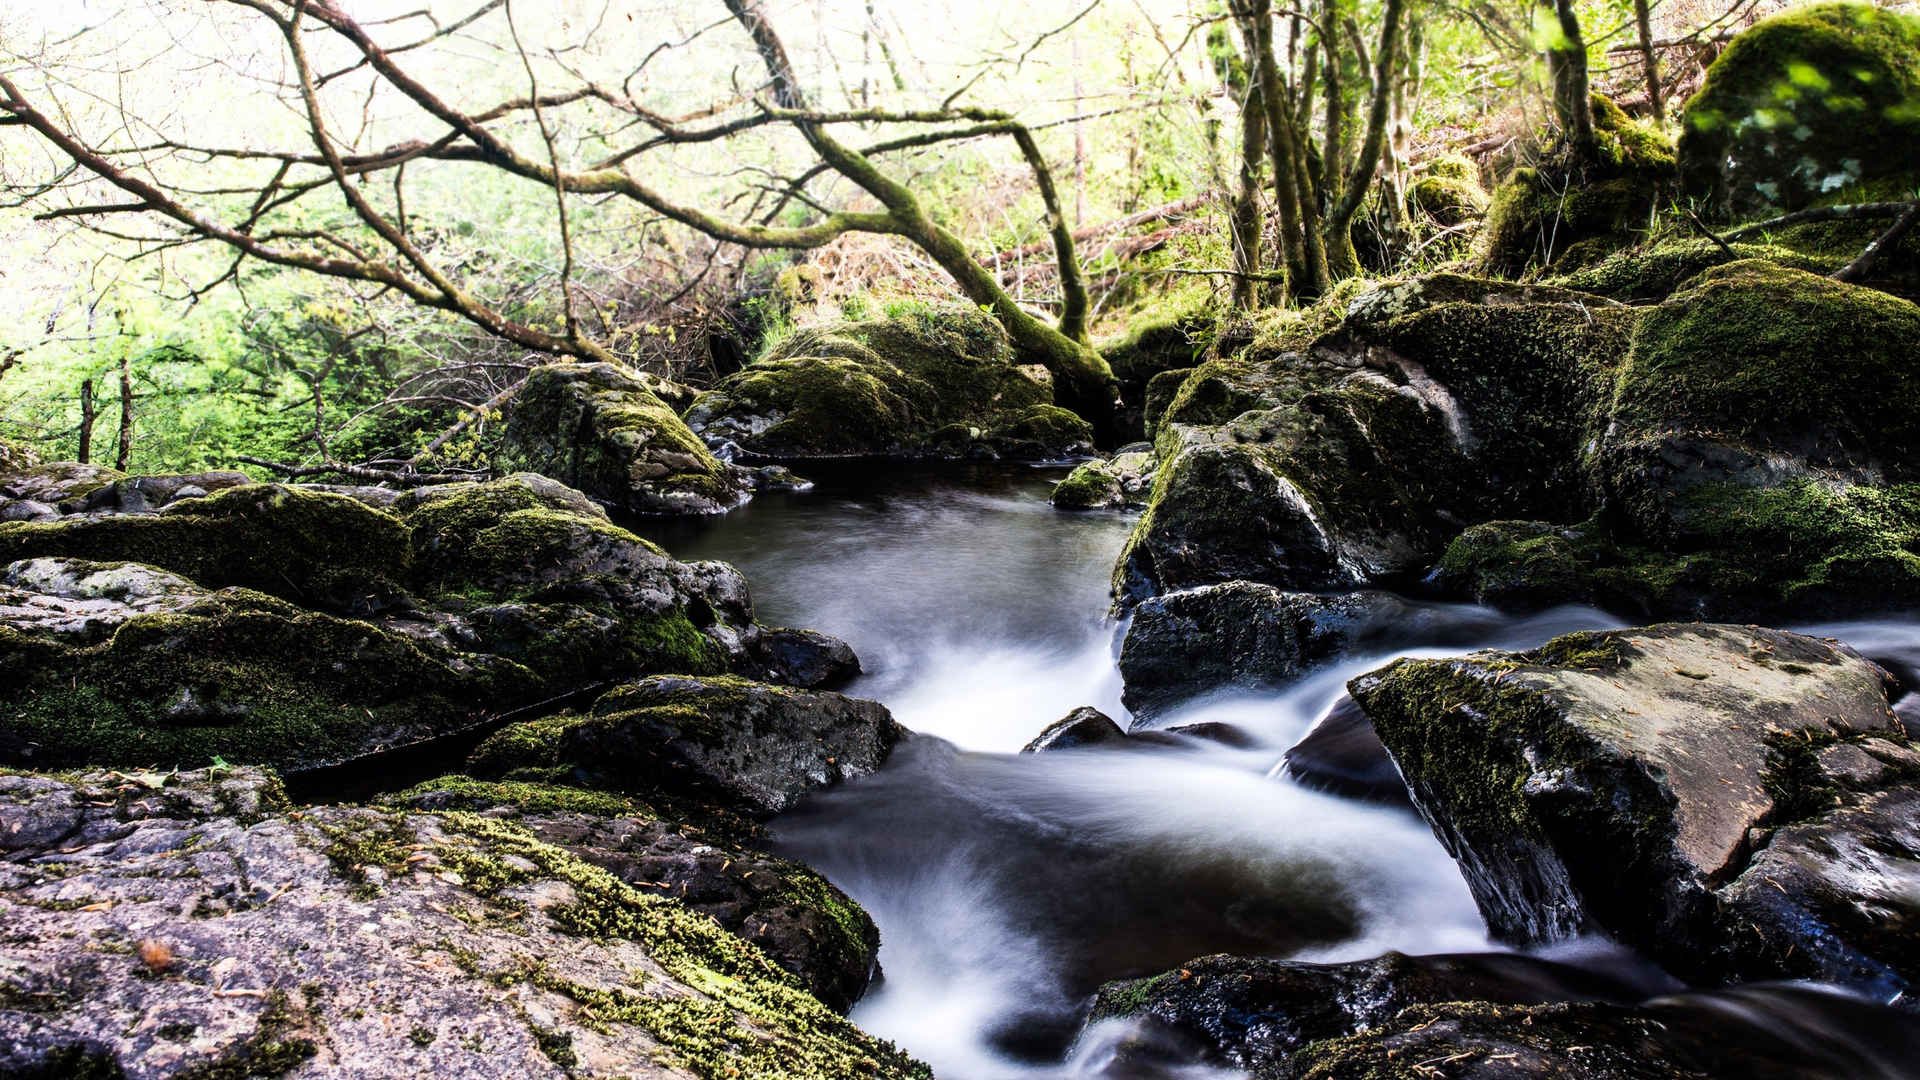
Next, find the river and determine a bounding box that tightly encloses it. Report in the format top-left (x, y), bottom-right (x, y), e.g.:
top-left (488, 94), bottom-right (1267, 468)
top-left (641, 463), bottom-right (1920, 1079)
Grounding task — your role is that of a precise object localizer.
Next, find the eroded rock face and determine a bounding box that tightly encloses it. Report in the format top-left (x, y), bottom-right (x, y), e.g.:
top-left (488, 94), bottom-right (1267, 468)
top-left (685, 307), bottom-right (1093, 462)
top-left (469, 675), bottom-right (905, 818)
top-left (1349, 623), bottom-right (1917, 999)
top-left (1281, 694), bottom-right (1409, 805)
top-left (0, 768), bottom-right (923, 1079)
top-left (498, 362), bottom-right (752, 515)
top-left (0, 470), bottom-right (854, 775)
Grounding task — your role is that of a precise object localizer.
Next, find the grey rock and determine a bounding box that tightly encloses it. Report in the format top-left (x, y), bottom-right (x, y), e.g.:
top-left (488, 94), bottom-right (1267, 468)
top-left (1023, 707), bottom-right (1129, 752)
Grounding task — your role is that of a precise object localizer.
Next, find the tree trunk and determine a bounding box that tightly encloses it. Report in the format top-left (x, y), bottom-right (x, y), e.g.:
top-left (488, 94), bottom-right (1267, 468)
top-left (1320, 0), bottom-right (1345, 212)
top-left (1245, 0), bottom-right (1328, 296)
top-left (115, 353), bottom-right (135, 471)
top-left (1323, 0), bottom-right (1407, 279)
top-left (78, 379), bottom-right (96, 464)
top-left (1633, 0), bottom-right (1664, 124)
top-left (1232, 78), bottom-right (1270, 309)
top-left (1548, 0), bottom-right (1594, 154)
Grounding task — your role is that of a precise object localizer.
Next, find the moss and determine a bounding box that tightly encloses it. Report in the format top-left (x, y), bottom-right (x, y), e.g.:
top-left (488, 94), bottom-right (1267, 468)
top-left (1679, 1), bottom-right (1920, 215)
top-left (1409, 173), bottom-right (1488, 227)
top-left (318, 815), bottom-right (412, 898)
top-left (1550, 236), bottom-right (1836, 301)
top-left (1608, 260), bottom-right (1920, 470)
top-left (381, 775), bottom-right (660, 817)
top-left (429, 811), bottom-right (929, 1079)
top-left (1474, 97), bottom-right (1676, 278)
top-left (497, 362), bottom-right (742, 512)
top-left (1761, 728), bottom-right (1843, 823)
top-left (0, 435), bottom-right (41, 472)
top-left (0, 603), bottom-right (531, 774)
top-left (172, 989), bottom-right (319, 1080)
top-left (1098, 296), bottom-right (1216, 389)
top-left (1142, 367), bottom-right (1194, 435)
top-left (0, 485), bottom-right (410, 612)
top-left (1050, 463), bottom-right (1123, 510)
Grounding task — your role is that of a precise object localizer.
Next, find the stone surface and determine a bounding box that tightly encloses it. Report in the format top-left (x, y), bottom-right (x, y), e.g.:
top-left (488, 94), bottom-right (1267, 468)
top-left (1022, 707), bottom-right (1130, 753)
top-left (0, 768), bottom-right (924, 1080)
top-left (469, 675), bottom-right (906, 818)
top-left (1280, 694), bottom-right (1409, 805)
top-left (1349, 623), bottom-right (1917, 999)
top-left (497, 361), bottom-right (752, 515)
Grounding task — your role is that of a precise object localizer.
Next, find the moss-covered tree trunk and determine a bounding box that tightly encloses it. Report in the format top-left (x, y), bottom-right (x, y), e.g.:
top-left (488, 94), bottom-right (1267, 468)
top-left (1548, 0), bottom-right (1595, 155)
top-left (1324, 0), bottom-right (1407, 279)
top-left (1221, 24), bottom-right (1270, 309)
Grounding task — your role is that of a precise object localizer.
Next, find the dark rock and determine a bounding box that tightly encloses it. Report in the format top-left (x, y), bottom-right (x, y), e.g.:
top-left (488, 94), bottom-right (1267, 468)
top-left (0, 767), bottom-right (923, 1079)
top-left (1161, 721), bottom-right (1256, 748)
top-left (469, 675), bottom-right (905, 817)
top-left (1023, 707), bottom-right (1129, 752)
top-left (1281, 694), bottom-right (1408, 804)
top-left (748, 626), bottom-right (861, 689)
top-left (497, 361), bottom-right (752, 515)
top-left (1349, 622), bottom-right (1918, 1000)
top-left (1087, 950), bottom-right (1659, 1074)
top-left (1118, 582), bottom-right (1497, 717)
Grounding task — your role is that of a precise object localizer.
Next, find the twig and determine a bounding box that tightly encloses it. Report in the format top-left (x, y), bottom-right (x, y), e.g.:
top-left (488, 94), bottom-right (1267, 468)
top-left (1682, 204), bottom-right (1737, 258)
top-left (1833, 199), bottom-right (1920, 284)
top-left (1724, 201), bottom-right (1915, 241)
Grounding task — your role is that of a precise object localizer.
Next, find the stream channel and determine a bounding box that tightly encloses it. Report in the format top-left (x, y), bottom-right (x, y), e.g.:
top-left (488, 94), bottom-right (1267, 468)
top-left (640, 462), bottom-right (1920, 1080)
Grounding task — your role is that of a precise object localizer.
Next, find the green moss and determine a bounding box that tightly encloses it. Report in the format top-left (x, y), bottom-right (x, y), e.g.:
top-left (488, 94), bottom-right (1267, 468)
top-left (1142, 367), bottom-right (1193, 436)
top-left (173, 989), bottom-right (319, 1080)
top-left (1409, 173), bottom-right (1488, 227)
top-left (429, 812), bottom-right (928, 1079)
top-left (1550, 236), bottom-right (1836, 301)
top-left (0, 435), bottom-right (41, 472)
top-left (1050, 463), bottom-right (1123, 510)
top-left (0, 605), bottom-right (527, 774)
top-left (1098, 295), bottom-right (1216, 389)
top-left (1609, 260), bottom-right (1920, 470)
top-left (0, 485), bottom-right (410, 611)
top-left (1679, 1), bottom-right (1920, 214)
top-left (381, 775), bottom-right (658, 818)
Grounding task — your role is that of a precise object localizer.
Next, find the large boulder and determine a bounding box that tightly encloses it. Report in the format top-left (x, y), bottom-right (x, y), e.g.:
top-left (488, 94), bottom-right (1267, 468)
top-left (0, 470), bottom-right (850, 775)
top-left (468, 675), bottom-right (905, 817)
top-left (0, 767), bottom-right (924, 1079)
top-left (685, 306), bottom-right (1093, 461)
top-left (1679, 1), bottom-right (1920, 217)
top-left (498, 361), bottom-right (752, 515)
top-left (383, 776), bottom-right (880, 1012)
top-left (1349, 623), bottom-right (1919, 1000)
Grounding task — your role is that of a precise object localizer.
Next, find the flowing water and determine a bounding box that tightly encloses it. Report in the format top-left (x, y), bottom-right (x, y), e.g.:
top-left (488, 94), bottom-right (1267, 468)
top-left (640, 463), bottom-right (1920, 1079)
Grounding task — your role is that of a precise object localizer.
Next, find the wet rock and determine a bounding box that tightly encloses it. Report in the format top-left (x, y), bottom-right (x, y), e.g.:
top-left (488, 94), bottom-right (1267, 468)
top-left (469, 675), bottom-right (905, 817)
top-left (0, 767), bottom-right (923, 1079)
top-left (1023, 707), bottom-right (1130, 752)
top-left (1678, 2), bottom-right (1920, 217)
top-left (1281, 694), bottom-right (1409, 804)
top-left (1051, 448), bottom-right (1154, 510)
top-left (1086, 950), bottom-right (1658, 1074)
top-left (1118, 582), bottom-right (1496, 717)
top-left (747, 626), bottom-right (861, 689)
top-left (1349, 623), bottom-right (1918, 999)
top-left (496, 361), bottom-right (752, 515)
top-left (685, 306), bottom-right (1092, 462)
top-left (382, 776), bottom-right (879, 1012)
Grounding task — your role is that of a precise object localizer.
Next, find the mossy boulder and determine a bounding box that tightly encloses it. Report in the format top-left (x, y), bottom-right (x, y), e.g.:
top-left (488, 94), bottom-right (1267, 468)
top-left (685, 306), bottom-right (1093, 460)
top-left (0, 471), bottom-right (845, 775)
top-left (1678, 1), bottom-right (1920, 216)
top-left (1049, 447), bottom-right (1154, 510)
top-left (469, 675), bottom-right (905, 817)
top-left (1474, 96), bottom-right (1676, 278)
top-left (1349, 623), bottom-right (1917, 999)
top-left (1549, 235), bottom-right (1837, 301)
top-left (385, 775), bottom-right (881, 1012)
top-left (1409, 155), bottom-right (1489, 227)
top-left (0, 766), bottom-right (927, 1079)
top-left (498, 361), bottom-right (751, 515)
top-left (1100, 302), bottom-right (1217, 441)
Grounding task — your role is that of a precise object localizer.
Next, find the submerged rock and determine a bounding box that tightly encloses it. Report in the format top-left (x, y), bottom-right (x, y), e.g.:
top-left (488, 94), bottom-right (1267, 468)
top-left (1023, 707), bottom-right (1130, 752)
top-left (469, 675), bottom-right (905, 817)
top-left (1678, 1), bottom-right (1920, 216)
top-left (497, 361), bottom-right (752, 515)
top-left (685, 306), bottom-right (1093, 461)
top-left (1280, 694), bottom-right (1408, 804)
top-left (0, 767), bottom-right (924, 1079)
top-left (1349, 623), bottom-right (1918, 1000)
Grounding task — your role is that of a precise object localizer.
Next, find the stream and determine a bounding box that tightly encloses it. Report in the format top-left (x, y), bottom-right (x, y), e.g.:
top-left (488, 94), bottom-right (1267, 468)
top-left (641, 464), bottom-right (1920, 1079)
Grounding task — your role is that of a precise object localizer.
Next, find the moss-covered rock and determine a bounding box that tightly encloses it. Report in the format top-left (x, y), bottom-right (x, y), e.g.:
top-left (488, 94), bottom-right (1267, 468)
top-left (1049, 447), bottom-right (1153, 510)
top-left (1348, 623), bottom-right (1916, 998)
top-left (498, 361), bottom-right (750, 515)
top-left (685, 306), bottom-right (1093, 460)
top-left (0, 435), bottom-right (40, 473)
top-left (0, 766), bottom-right (928, 1079)
top-left (1100, 300), bottom-right (1217, 441)
top-left (1409, 154), bottom-right (1489, 227)
top-left (1474, 96), bottom-right (1676, 278)
top-left (384, 775), bottom-right (881, 1012)
top-left (469, 675), bottom-right (905, 817)
top-left (1679, 1), bottom-right (1920, 216)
